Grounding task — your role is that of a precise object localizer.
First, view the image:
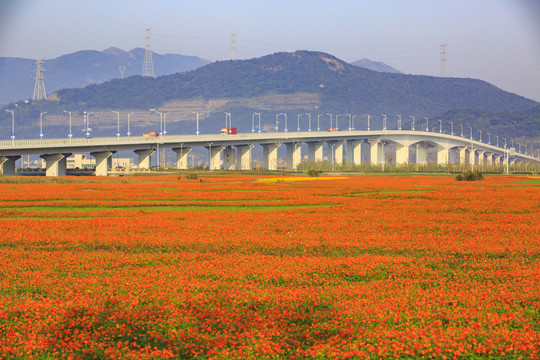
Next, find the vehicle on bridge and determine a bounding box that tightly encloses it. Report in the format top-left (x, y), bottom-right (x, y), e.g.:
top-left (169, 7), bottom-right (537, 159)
top-left (220, 127), bottom-right (237, 135)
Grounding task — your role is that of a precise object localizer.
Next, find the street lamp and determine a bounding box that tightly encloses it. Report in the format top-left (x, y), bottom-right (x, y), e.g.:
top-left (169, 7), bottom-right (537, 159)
top-left (469, 127), bottom-right (473, 140)
top-left (460, 124), bottom-right (463, 137)
top-left (410, 116), bottom-right (415, 131)
top-left (224, 112), bottom-right (232, 133)
top-left (277, 113), bottom-right (287, 132)
top-left (112, 110), bottom-right (120, 138)
top-left (163, 113), bottom-right (168, 135)
top-left (305, 113), bottom-right (311, 132)
top-left (352, 115), bottom-right (358, 131)
top-left (438, 119), bottom-right (442, 133)
top-left (317, 114), bottom-right (323, 132)
top-left (193, 112), bottom-right (200, 135)
top-left (252, 112), bottom-right (261, 133)
top-left (297, 114), bottom-right (301, 132)
top-left (478, 130), bottom-right (482, 142)
top-left (424, 117), bottom-right (429, 132)
top-left (396, 114), bottom-right (401, 130)
top-left (5, 109), bottom-right (14, 143)
top-left (365, 114), bottom-right (371, 131)
top-left (496, 135), bottom-right (499, 147)
top-left (39, 111), bottom-right (47, 140)
top-left (84, 111), bottom-right (93, 139)
top-left (449, 122), bottom-right (454, 136)
top-left (63, 110), bottom-right (72, 141)
top-left (346, 114), bottom-right (351, 131)
top-left (381, 114), bottom-right (387, 131)
top-left (127, 112), bottom-right (134, 137)
top-left (487, 133), bottom-right (490, 145)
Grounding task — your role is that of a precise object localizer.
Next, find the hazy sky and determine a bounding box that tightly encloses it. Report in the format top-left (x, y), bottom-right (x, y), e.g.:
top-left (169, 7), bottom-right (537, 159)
top-left (1, 0), bottom-right (539, 101)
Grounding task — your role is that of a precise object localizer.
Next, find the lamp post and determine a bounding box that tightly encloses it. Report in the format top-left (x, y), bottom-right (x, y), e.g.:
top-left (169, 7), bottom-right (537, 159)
top-left (478, 130), bottom-right (482, 143)
top-left (276, 113), bottom-right (287, 132)
top-left (163, 113), bottom-right (168, 136)
top-left (193, 112), bottom-right (200, 135)
top-left (63, 110), bottom-right (72, 142)
top-left (275, 114), bottom-right (279, 132)
top-left (252, 112), bottom-right (261, 133)
top-left (424, 117), bottom-right (429, 132)
top-left (460, 124), bottom-right (463, 137)
top-left (469, 127), bottom-right (473, 140)
top-left (381, 114), bottom-right (387, 131)
top-left (5, 109), bottom-right (14, 143)
top-left (396, 114), bottom-right (401, 130)
top-left (112, 111), bottom-right (120, 138)
top-left (487, 133), bottom-right (490, 145)
top-left (352, 115), bottom-right (358, 131)
top-left (345, 114), bottom-right (351, 131)
top-left (365, 114), bottom-right (371, 131)
top-left (127, 113), bottom-right (134, 137)
top-left (410, 115), bottom-right (415, 131)
top-left (449, 122), bottom-right (454, 136)
top-left (84, 111), bottom-right (93, 139)
top-left (438, 119), bottom-right (442, 133)
top-left (317, 114), bottom-right (322, 132)
top-left (297, 114), bottom-right (301, 132)
top-left (224, 112), bottom-right (232, 133)
top-left (496, 135), bottom-right (499, 148)
top-left (305, 113), bottom-right (311, 132)
top-left (335, 114), bottom-right (341, 131)
top-left (39, 111), bottom-right (47, 140)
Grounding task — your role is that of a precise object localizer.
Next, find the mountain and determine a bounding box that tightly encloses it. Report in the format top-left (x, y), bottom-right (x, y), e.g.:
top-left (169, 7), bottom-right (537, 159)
top-left (52, 50), bottom-right (535, 115)
top-left (351, 58), bottom-right (402, 74)
top-left (2, 50), bottom-right (538, 143)
top-left (0, 48), bottom-right (210, 106)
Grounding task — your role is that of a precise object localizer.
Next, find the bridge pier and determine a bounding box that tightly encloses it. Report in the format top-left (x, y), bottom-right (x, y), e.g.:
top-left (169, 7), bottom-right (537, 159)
top-left (369, 139), bottom-right (383, 165)
top-left (329, 141), bottom-right (344, 165)
top-left (236, 144), bottom-right (253, 170)
top-left (485, 153), bottom-right (494, 165)
top-left (307, 142), bottom-right (324, 162)
top-left (40, 153), bottom-right (71, 177)
top-left (262, 143), bottom-right (281, 170)
top-left (395, 143), bottom-right (409, 164)
top-left (91, 151), bottom-right (114, 177)
top-left (477, 150), bottom-right (486, 166)
top-left (286, 143), bottom-right (302, 170)
top-left (207, 145), bottom-right (225, 170)
top-left (347, 140), bottom-right (363, 165)
top-left (135, 149), bottom-right (155, 169)
top-left (223, 147), bottom-right (236, 170)
top-left (0, 155), bottom-right (20, 176)
top-left (468, 149), bottom-right (477, 167)
top-left (437, 146), bottom-right (450, 165)
top-left (172, 147), bottom-right (192, 169)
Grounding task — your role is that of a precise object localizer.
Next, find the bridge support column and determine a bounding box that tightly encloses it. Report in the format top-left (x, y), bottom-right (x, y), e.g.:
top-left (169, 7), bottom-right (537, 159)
top-left (369, 139), bottom-right (383, 165)
top-left (437, 146), bottom-right (450, 166)
top-left (469, 149), bottom-right (477, 167)
top-left (40, 153), bottom-right (71, 177)
top-left (307, 142), bottom-right (324, 162)
top-left (286, 143), bottom-right (302, 170)
top-left (477, 151), bottom-right (486, 166)
top-left (172, 147), bottom-right (192, 169)
top-left (91, 151), bottom-right (114, 177)
top-left (0, 156), bottom-right (20, 176)
top-left (329, 141), bottom-right (344, 165)
top-left (395, 143), bottom-right (409, 165)
top-left (262, 143), bottom-right (281, 170)
top-left (236, 145), bottom-right (254, 170)
top-left (458, 147), bottom-right (467, 166)
top-left (351, 140), bottom-right (363, 165)
top-left (223, 147), bottom-right (236, 170)
top-left (485, 153), bottom-right (494, 166)
top-left (207, 145), bottom-right (225, 170)
top-left (494, 155), bottom-right (503, 165)
top-left (135, 149), bottom-right (155, 169)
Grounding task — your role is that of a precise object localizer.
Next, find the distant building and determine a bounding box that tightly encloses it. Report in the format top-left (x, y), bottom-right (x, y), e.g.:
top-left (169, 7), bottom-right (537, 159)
top-left (66, 154), bottom-right (134, 169)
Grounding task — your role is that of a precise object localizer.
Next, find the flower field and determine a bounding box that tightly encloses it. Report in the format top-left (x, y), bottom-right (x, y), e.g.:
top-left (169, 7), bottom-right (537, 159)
top-left (0, 174), bottom-right (539, 359)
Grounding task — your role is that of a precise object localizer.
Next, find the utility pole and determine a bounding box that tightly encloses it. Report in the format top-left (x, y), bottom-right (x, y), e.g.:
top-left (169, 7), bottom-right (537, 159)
top-left (231, 33), bottom-right (237, 60)
top-left (119, 65), bottom-right (126, 79)
top-left (142, 28), bottom-right (155, 77)
top-left (33, 59), bottom-right (47, 100)
top-left (440, 44), bottom-right (447, 77)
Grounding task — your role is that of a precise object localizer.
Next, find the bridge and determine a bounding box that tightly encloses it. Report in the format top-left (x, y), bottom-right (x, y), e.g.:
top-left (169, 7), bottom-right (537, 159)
top-left (1, 130), bottom-right (539, 176)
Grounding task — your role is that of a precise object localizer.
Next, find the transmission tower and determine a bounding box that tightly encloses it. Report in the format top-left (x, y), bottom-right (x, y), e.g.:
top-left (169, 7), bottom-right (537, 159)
top-left (119, 65), bottom-right (126, 79)
top-left (142, 28), bottom-right (155, 77)
top-left (440, 44), bottom-right (447, 77)
top-left (32, 59), bottom-right (47, 100)
top-left (231, 33), bottom-right (237, 60)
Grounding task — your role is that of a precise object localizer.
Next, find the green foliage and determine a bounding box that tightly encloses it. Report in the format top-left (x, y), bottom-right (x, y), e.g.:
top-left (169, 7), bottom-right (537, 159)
top-left (307, 169), bottom-right (322, 177)
top-left (456, 169), bottom-right (483, 181)
top-left (185, 173), bottom-right (198, 180)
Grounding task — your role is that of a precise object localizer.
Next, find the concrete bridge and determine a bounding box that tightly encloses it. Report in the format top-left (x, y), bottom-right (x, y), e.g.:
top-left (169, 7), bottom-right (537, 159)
top-left (1, 130), bottom-right (538, 176)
